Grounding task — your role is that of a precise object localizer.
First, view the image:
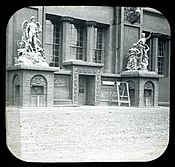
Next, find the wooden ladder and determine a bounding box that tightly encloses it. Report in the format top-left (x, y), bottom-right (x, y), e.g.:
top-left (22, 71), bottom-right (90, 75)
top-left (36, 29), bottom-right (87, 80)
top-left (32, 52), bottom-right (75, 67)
top-left (109, 81), bottom-right (131, 107)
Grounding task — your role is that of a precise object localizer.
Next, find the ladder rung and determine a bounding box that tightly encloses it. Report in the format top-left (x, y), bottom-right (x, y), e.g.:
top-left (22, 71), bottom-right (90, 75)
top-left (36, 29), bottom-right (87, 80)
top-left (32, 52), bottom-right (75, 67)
top-left (118, 101), bottom-right (130, 103)
top-left (111, 100), bottom-right (130, 103)
top-left (119, 95), bottom-right (129, 97)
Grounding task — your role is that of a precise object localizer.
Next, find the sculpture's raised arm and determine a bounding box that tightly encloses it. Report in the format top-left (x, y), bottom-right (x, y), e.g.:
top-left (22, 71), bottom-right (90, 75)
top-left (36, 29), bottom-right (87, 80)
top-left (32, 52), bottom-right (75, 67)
top-left (146, 32), bottom-right (152, 40)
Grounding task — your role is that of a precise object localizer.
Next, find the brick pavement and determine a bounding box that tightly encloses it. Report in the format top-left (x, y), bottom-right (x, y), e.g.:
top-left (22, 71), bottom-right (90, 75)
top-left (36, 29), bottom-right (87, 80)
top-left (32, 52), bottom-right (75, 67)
top-left (6, 106), bottom-right (169, 162)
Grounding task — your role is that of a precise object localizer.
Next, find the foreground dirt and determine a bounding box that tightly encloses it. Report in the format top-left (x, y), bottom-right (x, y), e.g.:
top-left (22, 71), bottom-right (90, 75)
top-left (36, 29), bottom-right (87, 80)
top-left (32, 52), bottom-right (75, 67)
top-left (6, 106), bottom-right (169, 162)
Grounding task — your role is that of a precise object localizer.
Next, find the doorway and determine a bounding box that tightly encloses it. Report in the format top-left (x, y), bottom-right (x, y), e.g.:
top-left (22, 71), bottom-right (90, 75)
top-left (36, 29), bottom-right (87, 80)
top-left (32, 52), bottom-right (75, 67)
top-left (144, 81), bottom-right (154, 107)
top-left (30, 75), bottom-right (47, 107)
top-left (78, 75), bottom-right (95, 105)
top-left (31, 86), bottom-right (46, 107)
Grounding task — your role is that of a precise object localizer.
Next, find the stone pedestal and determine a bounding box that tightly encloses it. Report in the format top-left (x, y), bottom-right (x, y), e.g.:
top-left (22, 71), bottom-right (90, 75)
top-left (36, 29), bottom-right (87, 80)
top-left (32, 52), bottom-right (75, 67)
top-left (7, 65), bottom-right (59, 107)
top-left (121, 70), bottom-right (159, 107)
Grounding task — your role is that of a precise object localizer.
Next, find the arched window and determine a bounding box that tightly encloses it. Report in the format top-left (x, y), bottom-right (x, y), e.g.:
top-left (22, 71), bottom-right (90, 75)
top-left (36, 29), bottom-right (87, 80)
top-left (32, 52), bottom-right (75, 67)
top-left (144, 81), bottom-right (154, 107)
top-left (30, 75), bottom-right (47, 107)
top-left (13, 75), bottom-right (20, 106)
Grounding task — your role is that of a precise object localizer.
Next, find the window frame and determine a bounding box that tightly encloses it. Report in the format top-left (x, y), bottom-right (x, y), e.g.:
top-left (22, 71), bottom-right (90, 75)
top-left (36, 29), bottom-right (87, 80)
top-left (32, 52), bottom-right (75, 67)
top-left (45, 14), bottom-right (61, 67)
top-left (157, 37), bottom-right (165, 76)
top-left (69, 22), bottom-right (85, 60)
top-left (93, 26), bottom-right (104, 64)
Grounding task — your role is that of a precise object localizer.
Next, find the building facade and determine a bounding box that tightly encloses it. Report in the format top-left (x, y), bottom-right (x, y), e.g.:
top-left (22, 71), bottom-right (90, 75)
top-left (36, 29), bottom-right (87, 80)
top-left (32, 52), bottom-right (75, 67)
top-left (6, 6), bottom-right (171, 107)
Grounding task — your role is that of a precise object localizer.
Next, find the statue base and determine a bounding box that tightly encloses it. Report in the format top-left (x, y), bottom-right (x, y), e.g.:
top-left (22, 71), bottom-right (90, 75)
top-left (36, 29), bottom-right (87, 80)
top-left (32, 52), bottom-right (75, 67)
top-left (7, 65), bottom-right (60, 107)
top-left (121, 70), bottom-right (159, 107)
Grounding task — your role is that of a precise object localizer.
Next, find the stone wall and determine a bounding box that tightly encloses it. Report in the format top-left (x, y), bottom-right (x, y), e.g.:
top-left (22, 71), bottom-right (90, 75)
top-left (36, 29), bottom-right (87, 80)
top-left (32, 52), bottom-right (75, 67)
top-left (45, 6), bottom-right (113, 25)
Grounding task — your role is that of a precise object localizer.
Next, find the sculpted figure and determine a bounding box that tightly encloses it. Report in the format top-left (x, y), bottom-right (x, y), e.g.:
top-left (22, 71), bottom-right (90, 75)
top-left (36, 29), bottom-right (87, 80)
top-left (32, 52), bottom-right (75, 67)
top-left (137, 33), bottom-right (151, 45)
top-left (25, 16), bottom-right (41, 52)
top-left (141, 53), bottom-right (149, 70)
top-left (139, 46), bottom-right (149, 70)
top-left (15, 16), bottom-right (48, 67)
top-left (137, 33), bottom-right (151, 70)
top-left (126, 43), bottom-right (140, 70)
top-left (126, 32), bottom-right (151, 71)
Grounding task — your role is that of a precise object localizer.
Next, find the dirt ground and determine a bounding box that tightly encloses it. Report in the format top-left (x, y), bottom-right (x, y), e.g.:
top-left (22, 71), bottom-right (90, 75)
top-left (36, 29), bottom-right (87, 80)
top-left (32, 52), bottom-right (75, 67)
top-left (6, 106), bottom-right (169, 162)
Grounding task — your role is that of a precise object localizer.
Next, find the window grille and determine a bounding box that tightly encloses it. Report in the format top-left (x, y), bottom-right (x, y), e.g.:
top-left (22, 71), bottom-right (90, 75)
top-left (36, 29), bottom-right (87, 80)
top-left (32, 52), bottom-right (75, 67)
top-left (45, 16), bottom-right (60, 67)
top-left (93, 27), bottom-right (103, 63)
top-left (157, 39), bottom-right (165, 75)
top-left (69, 23), bottom-right (84, 60)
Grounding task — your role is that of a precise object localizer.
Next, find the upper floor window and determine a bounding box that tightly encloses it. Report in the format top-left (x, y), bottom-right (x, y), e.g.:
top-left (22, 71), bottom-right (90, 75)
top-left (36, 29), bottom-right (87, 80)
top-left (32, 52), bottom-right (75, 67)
top-left (45, 15), bottom-right (60, 67)
top-left (157, 38), bottom-right (165, 75)
top-left (69, 23), bottom-right (84, 60)
top-left (93, 27), bottom-right (103, 63)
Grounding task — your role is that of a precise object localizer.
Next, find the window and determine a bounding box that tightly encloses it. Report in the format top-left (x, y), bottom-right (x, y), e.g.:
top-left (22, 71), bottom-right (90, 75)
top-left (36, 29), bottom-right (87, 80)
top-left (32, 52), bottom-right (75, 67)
top-left (157, 39), bottom-right (165, 75)
top-left (69, 23), bottom-right (84, 60)
top-left (45, 15), bottom-right (60, 67)
top-left (93, 27), bottom-right (103, 63)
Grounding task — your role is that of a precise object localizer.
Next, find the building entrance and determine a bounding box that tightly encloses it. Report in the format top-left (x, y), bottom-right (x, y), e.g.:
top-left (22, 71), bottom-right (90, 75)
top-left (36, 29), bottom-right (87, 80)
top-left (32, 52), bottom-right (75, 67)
top-left (30, 75), bottom-right (47, 107)
top-left (78, 75), bottom-right (95, 105)
top-left (31, 86), bottom-right (46, 107)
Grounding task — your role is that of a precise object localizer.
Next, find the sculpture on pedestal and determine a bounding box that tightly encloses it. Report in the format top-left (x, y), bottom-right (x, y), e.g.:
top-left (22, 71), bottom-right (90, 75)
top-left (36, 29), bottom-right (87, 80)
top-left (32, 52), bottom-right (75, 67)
top-left (126, 32), bottom-right (151, 71)
top-left (15, 16), bottom-right (49, 67)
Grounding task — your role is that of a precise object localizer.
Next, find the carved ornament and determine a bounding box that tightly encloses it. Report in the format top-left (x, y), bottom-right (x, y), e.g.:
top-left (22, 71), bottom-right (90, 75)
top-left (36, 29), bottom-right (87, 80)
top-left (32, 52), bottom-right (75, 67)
top-left (31, 75), bottom-right (47, 86)
top-left (13, 75), bottom-right (20, 85)
top-left (124, 7), bottom-right (141, 24)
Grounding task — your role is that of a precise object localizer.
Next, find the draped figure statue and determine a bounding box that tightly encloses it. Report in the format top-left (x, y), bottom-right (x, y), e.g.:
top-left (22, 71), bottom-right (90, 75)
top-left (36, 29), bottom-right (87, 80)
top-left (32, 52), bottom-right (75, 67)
top-left (126, 32), bottom-right (151, 71)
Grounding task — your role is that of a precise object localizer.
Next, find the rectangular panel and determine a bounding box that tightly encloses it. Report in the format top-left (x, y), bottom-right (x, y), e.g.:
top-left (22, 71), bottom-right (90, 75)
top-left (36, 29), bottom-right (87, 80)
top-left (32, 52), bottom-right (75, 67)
top-left (31, 86), bottom-right (44, 95)
top-left (100, 86), bottom-right (113, 100)
top-left (31, 95), bottom-right (37, 107)
top-left (123, 25), bottom-right (140, 71)
top-left (78, 76), bottom-right (87, 105)
top-left (54, 75), bottom-right (71, 99)
top-left (39, 95), bottom-right (45, 107)
top-left (143, 12), bottom-right (170, 35)
top-left (86, 76), bottom-right (95, 105)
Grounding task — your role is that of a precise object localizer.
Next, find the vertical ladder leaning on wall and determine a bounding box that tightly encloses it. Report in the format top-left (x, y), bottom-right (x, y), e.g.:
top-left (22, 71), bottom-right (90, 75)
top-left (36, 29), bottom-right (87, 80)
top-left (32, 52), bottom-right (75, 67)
top-left (109, 81), bottom-right (131, 107)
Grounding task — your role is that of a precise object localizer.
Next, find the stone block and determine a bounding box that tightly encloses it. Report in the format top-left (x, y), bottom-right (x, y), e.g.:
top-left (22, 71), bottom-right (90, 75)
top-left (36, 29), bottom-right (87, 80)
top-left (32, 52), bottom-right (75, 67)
top-left (121, 70), bottom-right (159, 107)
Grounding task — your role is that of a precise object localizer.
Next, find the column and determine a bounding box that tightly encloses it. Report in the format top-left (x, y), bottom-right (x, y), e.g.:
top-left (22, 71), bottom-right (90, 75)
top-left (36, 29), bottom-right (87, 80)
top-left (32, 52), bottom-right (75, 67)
top-left (61, 16), bottom-right (73, 62)
top-left (84, 21), bottom-right (97, 63)
top-left (119, 7), bottom-right (125, 74)
top-left (113, 6), bottom-right (121, 74)
top-left (152, 33), bottom-right (161, 73)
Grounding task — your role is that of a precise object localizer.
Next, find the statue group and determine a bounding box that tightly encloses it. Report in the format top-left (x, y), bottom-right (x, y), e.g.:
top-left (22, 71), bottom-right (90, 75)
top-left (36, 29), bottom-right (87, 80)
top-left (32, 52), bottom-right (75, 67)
top-left (15, 16), bottom-right (49, 67)
top-left (126, 33), bottom-right (151, 71)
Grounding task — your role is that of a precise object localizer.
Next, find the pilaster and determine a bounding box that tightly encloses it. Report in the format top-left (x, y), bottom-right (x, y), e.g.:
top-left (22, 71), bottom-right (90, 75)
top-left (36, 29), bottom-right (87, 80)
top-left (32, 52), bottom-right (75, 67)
top-left (84, 21), bottom-right (97, 63)
top-left (61, 16), bottom-right (73, 62)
